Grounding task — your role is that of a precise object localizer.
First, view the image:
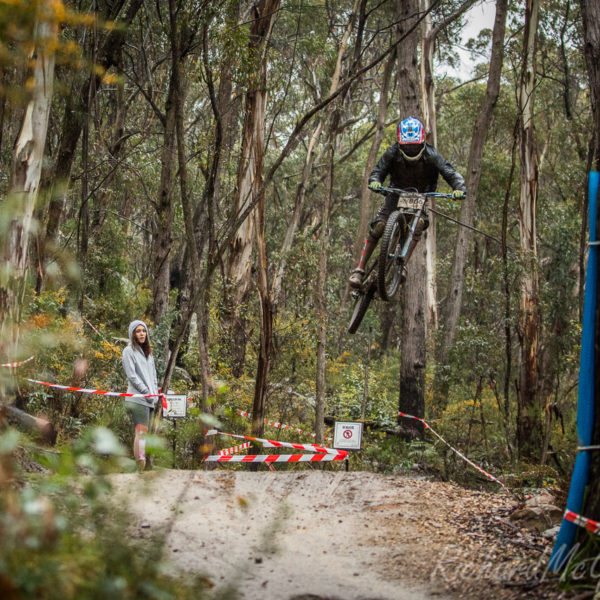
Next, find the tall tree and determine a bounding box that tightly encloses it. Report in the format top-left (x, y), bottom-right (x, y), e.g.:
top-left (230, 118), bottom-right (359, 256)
top-left (516, 0), bottom-right (543, 460)
top-left (149, 61), bottom-right (178, 326)
top-left (580, 0), bottom-right (600, 537)
top-left (224, 3), bottom-right (268, 378)
top-left (419, 0), bottom-right (477, 332)
top-left (397, 0), bottom-right (426, 439)
top-left (36, 0), bottom-right (143, 294)
top-left (237, 0), bottom-right (282, 438)
top-left (441, 0), bottom-right (509, 365)
top-left (0, 5), bottom-right (58, 349)
top-left (315, 1), bottom-right (359, 443)
top-left (579, 0), bottom-right (600, 171)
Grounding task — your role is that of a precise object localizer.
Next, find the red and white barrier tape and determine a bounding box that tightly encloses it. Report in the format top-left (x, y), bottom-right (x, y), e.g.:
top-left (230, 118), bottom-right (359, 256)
top-left (83, 317), bottom-right (108, 340)
top-left (0, 356), bottom-right (35, 368)
top-left (219, 442), bottom-right (252, 456)
top-left (204, 429), bottom-right (347, 463)
top-left (398, 411), bottom-right (513, 496)
top-left (26, 378), bottom-right (168, 408)
top-left (207, 453), bottom-right (346, 463)
top-left (207, 430), bottom-right (341, 454)
top-left (237, 410), bottom-right (332, 441)
top-left (564, 509), bottom-right (600, 535)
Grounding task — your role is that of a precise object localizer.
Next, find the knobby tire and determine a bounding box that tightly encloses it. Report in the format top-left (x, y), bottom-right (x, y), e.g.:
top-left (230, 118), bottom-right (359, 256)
top-left (378, 210), bottom-right (405, 301)
top-left (348, 284), bottom-right (375, 334)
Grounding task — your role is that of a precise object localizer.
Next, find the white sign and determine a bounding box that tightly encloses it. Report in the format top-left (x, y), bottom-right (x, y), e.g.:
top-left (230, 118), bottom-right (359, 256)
top-left (163, 394), bottom-right (187, 419)
top-left (333, 421), bottom-right (363, 450)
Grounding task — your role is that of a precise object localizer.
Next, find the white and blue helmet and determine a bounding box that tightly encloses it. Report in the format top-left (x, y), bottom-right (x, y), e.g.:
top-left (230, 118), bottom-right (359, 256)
top-left (397, 117), bottom-right (425, 144)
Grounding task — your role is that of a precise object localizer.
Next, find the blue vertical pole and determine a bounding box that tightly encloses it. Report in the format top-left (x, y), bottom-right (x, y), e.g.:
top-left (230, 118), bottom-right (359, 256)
top-left (549, 171), bottom-right (599, 571)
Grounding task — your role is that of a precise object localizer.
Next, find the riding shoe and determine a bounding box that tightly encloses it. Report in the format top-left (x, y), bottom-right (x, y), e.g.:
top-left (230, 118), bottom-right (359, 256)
top-left (348, 268), bottom-right (364, 289)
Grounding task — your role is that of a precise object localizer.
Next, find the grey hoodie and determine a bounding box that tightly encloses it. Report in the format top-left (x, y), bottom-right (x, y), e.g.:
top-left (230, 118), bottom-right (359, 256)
top-left (122, 320), bottom-right (159, 408)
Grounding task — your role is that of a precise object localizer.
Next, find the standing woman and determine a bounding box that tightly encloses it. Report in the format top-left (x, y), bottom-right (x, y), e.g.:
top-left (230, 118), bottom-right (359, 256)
top-left (122, 320), bottom-right (159, 469)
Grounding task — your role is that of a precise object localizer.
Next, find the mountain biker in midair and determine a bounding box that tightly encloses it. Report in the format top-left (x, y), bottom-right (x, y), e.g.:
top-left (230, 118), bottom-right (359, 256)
top-left (348, 116), bottom-right (467, 289)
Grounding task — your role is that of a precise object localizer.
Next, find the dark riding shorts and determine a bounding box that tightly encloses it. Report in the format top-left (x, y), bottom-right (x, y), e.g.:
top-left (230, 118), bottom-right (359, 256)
top-left (125, 400), bottom-right (155, 428)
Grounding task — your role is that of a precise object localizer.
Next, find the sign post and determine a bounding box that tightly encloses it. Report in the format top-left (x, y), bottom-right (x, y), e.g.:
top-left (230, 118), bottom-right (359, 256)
top-left (333, 421), bottom-right (363, 471)
top-left (163, 394), bottom-right (187, 467)
top-left (163, 394), bottom-right (187, 419)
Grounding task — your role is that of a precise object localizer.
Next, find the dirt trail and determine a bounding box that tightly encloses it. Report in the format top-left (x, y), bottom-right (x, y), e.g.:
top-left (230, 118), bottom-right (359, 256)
top-left (112, 469), bottom-right (556, 600)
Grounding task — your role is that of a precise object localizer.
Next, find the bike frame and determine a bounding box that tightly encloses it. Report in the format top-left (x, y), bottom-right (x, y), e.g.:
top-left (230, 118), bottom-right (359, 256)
top-left (379, 186), bottom-right (453, 259)
top-left (348, 186), bottom-right (454, 334)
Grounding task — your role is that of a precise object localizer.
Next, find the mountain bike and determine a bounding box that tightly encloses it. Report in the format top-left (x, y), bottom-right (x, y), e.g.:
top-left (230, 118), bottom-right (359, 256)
top-left (347, 186), bottom-right (454, 334)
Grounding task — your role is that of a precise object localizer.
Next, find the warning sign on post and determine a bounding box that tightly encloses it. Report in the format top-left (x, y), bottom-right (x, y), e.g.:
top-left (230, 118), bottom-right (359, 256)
top-left (333, 421), bottom-right (363, 450)
top-left (163, 395), bottom-right (187, 419)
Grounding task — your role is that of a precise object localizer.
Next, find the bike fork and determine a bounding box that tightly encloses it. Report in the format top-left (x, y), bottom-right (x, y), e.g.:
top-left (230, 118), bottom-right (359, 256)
top-left (401, 215), bottom-right (425, 264)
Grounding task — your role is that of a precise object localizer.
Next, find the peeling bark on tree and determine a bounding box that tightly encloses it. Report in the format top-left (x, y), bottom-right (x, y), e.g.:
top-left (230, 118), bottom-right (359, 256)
top-left (226, 1), bottom-right (280, 380)
top-left (516, 0), bottom-right (543, 461)
top-left (1, 16), bottom-right (57, 350)
top-left (226, 0), bottom-right (282, 439)
top-left (420, 0), bottom-right (439, 331)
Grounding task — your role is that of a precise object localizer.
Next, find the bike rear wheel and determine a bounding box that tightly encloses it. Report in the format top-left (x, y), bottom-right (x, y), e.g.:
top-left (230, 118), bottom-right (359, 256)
top-left (378, 210), bottom-right (405, 301)
top-left (348, 284), bottom-right (375, 334)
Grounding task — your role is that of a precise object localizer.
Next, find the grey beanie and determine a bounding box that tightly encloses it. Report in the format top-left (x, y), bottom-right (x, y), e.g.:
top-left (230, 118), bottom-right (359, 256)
top-left (128, 320), bottom-right (149, 344)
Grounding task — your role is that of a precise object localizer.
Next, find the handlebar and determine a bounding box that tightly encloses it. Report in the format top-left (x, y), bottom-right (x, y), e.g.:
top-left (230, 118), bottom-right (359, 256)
top-left (376, 185), bottom-right (455, 199)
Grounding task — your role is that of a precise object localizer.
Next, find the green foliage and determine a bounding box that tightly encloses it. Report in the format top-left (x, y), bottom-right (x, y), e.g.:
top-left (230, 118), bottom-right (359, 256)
top-left (0, 0), bottom-right (592, 529)
top-left (0, 427), bottom-right (212, 600)
top-left (362, 433), bottom-right (443, 476)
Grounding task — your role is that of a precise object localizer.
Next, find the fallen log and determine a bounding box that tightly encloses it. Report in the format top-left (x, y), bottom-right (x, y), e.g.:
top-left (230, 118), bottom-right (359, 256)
top-left (4, 404), bottom-right (56, 444)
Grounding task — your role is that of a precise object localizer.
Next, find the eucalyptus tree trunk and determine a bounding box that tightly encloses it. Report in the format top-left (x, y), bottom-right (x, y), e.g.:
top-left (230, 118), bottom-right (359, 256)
top-left (163, 6), bottom-right (238, 400)
top-left (580, 0), bottom-right (600, 172)
top-left (420, 0), bottom-right (439, 332)
top-left (0, 15), bottom-right (57, 350)
top-left (516, 0), bottom-right (542, 461)
top-left (314, 0), bottom-right (358, 443)
top-left (150, 72), bottom-right (178, 326)
top-left (231, 0), bottom-right (281, 438)
top-left (315, 123), bottom-right (336, 444)
top-left (154, 5), bottom-right (205, 381)
top-left (420, 0), bottom-right (477, 333)
top-left (580, 0), bottom-right (600, 536)
top-left (396, 0), bottom-right (425, 439)
top-left (441, 0), bottom-right (509, 366)
top-left (37, 0), bottom-right (142, 293)
top-left (226, 0), bottom-right (280, 382)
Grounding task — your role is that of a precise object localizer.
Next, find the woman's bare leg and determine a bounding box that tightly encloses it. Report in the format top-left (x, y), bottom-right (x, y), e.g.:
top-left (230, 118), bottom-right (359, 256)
top-left (134, 424), bottom-right (148, 469)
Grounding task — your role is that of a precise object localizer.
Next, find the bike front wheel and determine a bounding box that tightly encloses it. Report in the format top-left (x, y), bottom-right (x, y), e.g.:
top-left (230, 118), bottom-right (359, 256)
top-left (378, 210), bottom-right (405, 301)
top-left (348, 284), bottom-right (375, 334)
